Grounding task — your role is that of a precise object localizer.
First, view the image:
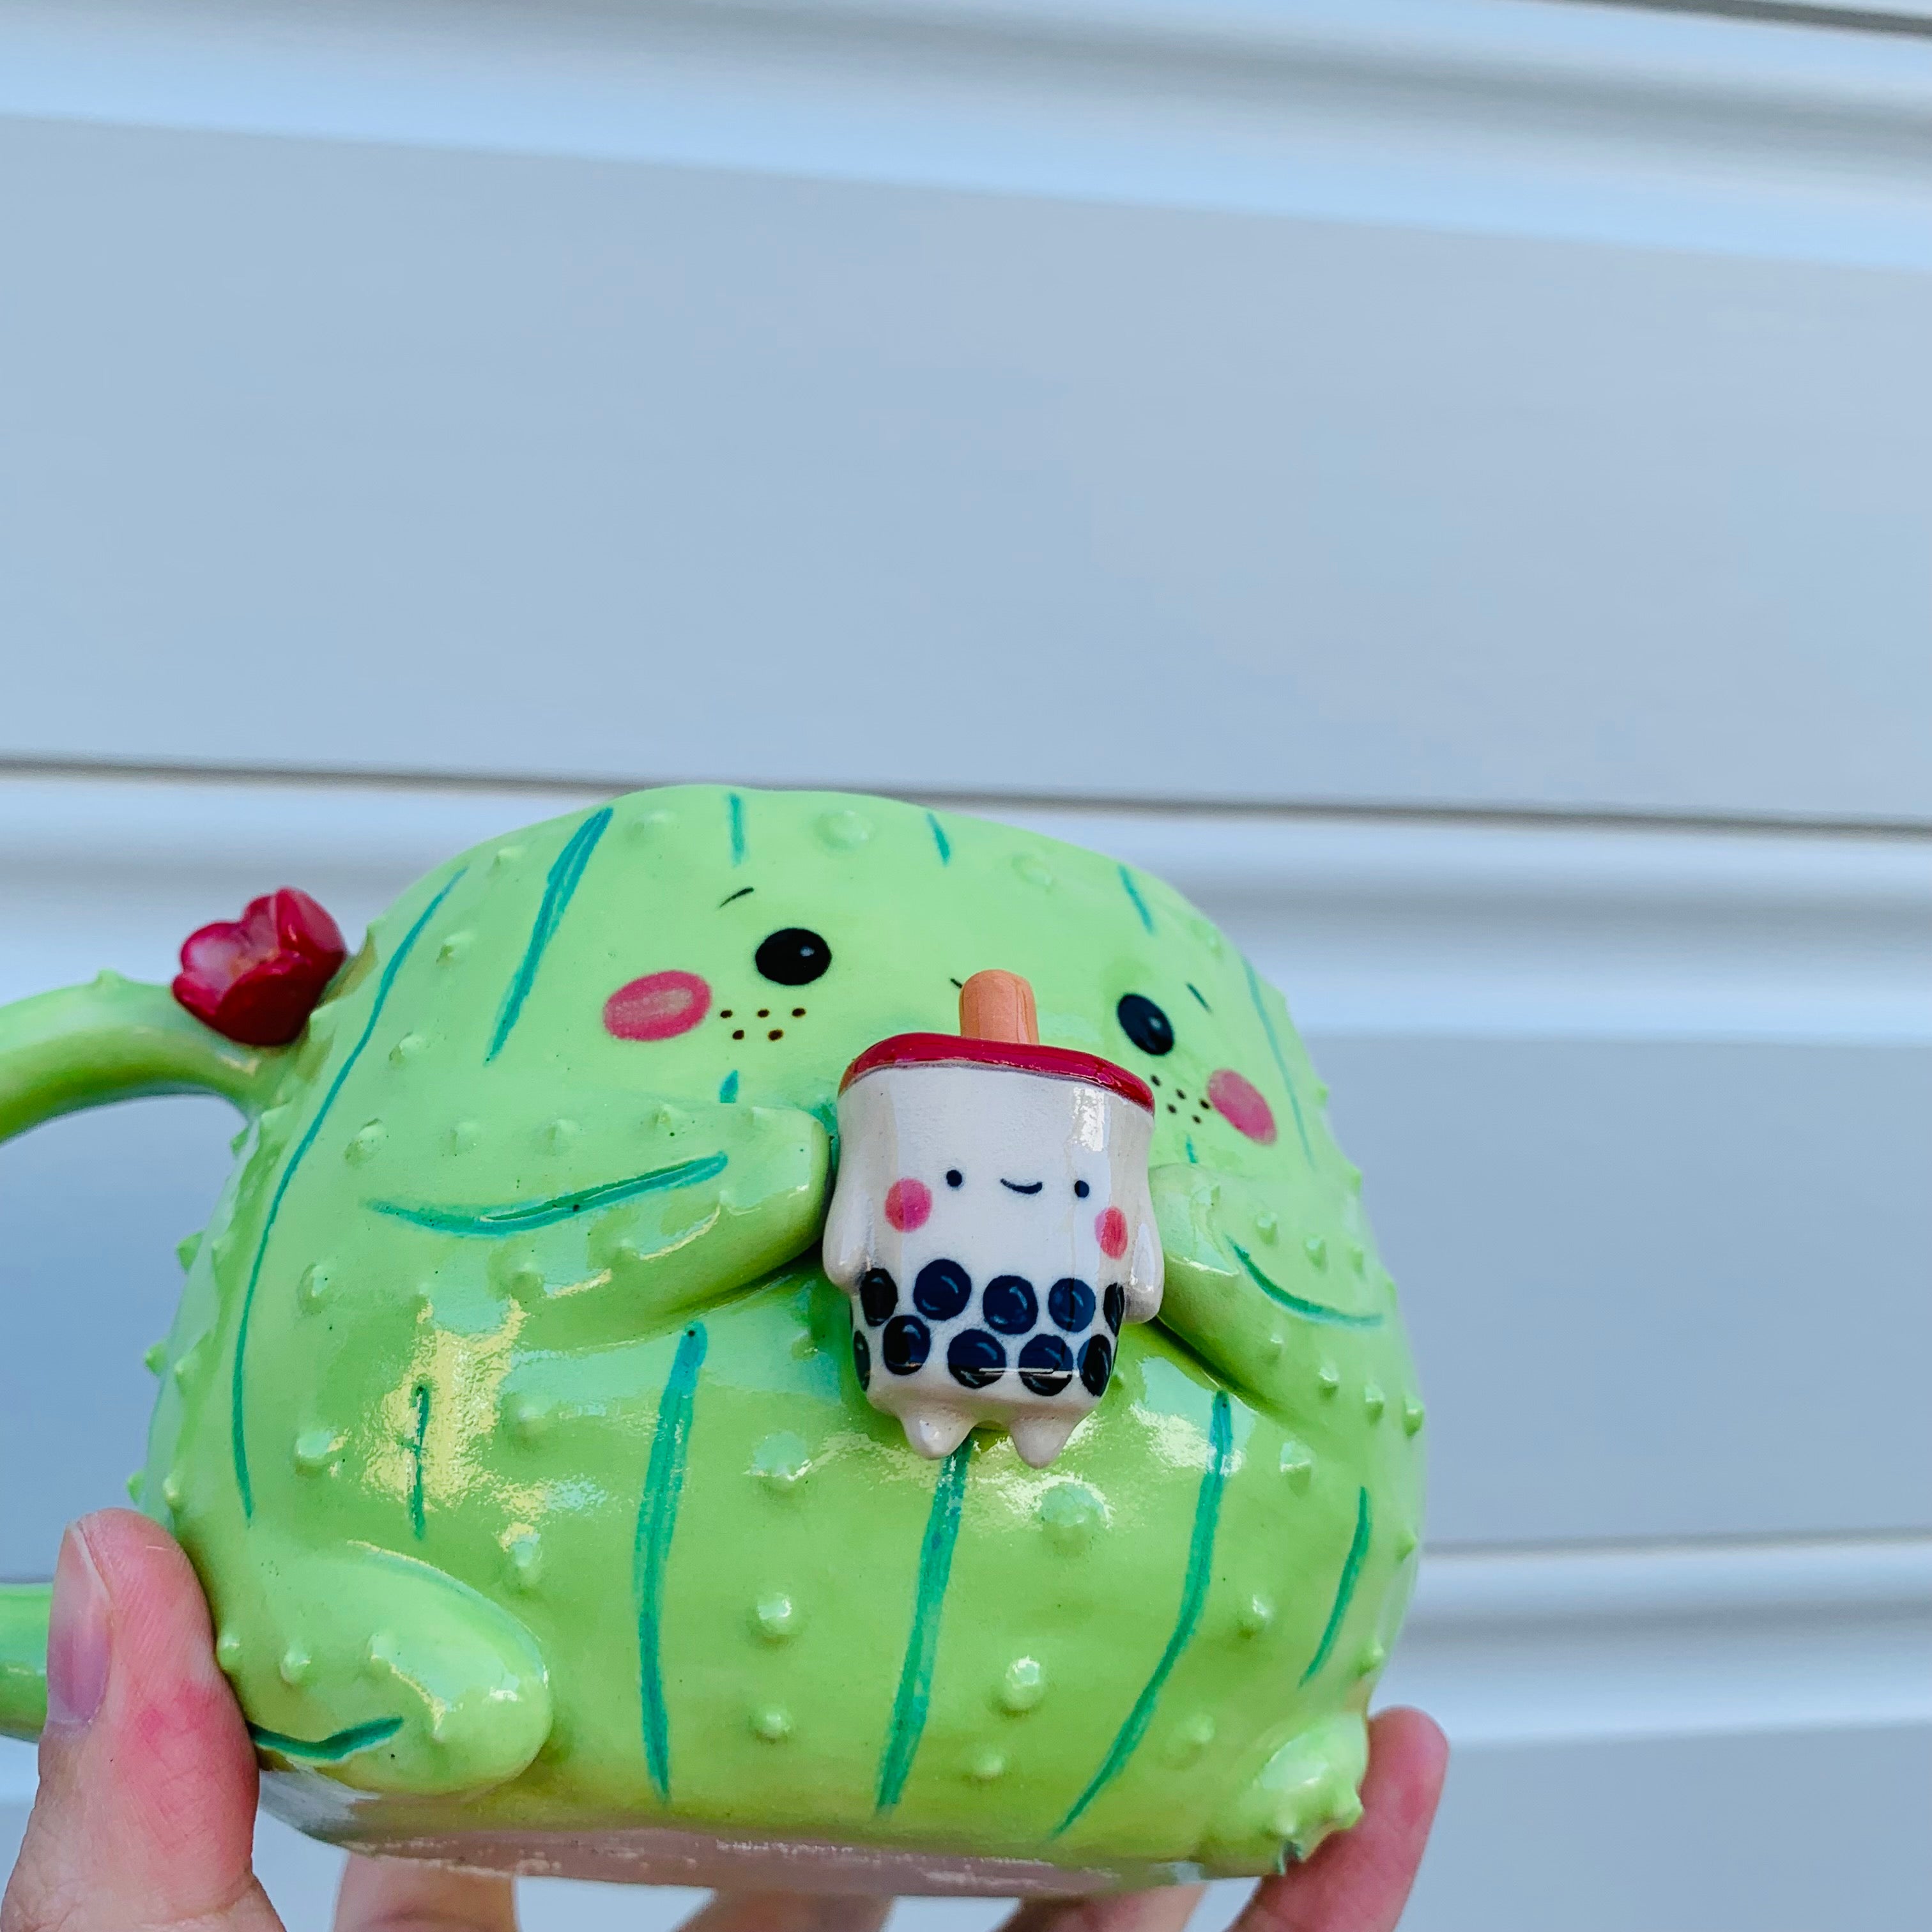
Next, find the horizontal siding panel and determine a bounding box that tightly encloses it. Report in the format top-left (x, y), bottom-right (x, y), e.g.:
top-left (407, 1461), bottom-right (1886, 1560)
top-left (1, 0), bottom-right (1929, 818)
top-left (1325, 1034), bottom-right (1932, 1541)
top-left (7, 779), bottom-right (1929, 1041)
top-left (1385, 1537), bottom-right (1932, 1745)
top-left (2, 774), bottom-right (1926, 1565)
top-left (1402, 1722), bottom-right (1932, 1932)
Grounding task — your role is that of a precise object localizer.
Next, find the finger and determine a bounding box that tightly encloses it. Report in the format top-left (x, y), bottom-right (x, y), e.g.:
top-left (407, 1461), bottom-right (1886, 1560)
top-left (1000, 1880), bottom-right (1205, 1932)
top-left (0, 1508), bottom-right (282, 1932)
top-left (334, 1853), bottom-right (518, 1931)
top-left (1233, 1707), bottom-right (1448, 1932)
top-left (674, 1892), bottom-right (894, 1932)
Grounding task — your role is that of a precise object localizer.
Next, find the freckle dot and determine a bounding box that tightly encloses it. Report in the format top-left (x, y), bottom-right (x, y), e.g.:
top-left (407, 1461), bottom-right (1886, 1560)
top-left (1166, 1103), bottom-right (1178, 1114)
top-left (769, 1029), bottom-right (784, 1041)
top-left (1149, 1074), bottom-right (1161, 1087)
top-left (732, 1030), bottom-right (745, 1041)
top-left (757, 1009), bottom-right (770, 1019)
top-left (792, 1007), bottom-right (805, 1017)
top-left (720, 1009), bottom-right (733, 1019)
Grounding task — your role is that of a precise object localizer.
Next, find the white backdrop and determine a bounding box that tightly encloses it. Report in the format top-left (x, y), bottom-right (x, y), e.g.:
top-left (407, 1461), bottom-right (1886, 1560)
top-left (2, 3), bottom-right (1929, 1928)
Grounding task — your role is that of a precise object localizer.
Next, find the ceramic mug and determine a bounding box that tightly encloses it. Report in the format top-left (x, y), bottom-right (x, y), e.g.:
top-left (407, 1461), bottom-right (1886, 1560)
top-left (0, 785), bottom-right (1422, 1891)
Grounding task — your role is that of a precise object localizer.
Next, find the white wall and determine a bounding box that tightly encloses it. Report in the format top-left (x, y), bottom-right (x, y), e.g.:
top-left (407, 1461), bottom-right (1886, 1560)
top-left (2, 3), bottom-right (1929, 1927)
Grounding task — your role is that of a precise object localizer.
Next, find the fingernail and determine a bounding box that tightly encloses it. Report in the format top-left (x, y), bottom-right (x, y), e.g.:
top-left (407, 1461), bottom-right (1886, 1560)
top-left (46, 1524), bottom-right (110, 1728)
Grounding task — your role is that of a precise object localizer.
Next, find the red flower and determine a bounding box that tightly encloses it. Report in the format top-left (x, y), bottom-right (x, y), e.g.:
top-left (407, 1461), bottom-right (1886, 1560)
top-left (172, 888), bottom-right (348, 1047)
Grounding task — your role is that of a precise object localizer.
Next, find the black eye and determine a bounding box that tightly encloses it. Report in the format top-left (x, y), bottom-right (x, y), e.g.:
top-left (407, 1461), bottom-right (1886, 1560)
top-left (1116, 993), bottom-right (1174, 1057)
top-left (1074, 1179), bottom-right (1090, 1199)
top-left (755, 928), bottom-right (831, 986)
top-left (946, 1169), bottom-right (963, 1188)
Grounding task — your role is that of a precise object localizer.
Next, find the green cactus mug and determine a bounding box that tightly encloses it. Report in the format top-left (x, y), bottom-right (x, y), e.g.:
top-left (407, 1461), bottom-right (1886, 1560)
top-left (0, 786), bottom-right (1422, 1892)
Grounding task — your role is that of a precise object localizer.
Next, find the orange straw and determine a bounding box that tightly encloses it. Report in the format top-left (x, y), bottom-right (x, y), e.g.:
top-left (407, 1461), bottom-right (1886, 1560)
top-left (958, 969), bottom-right (1039, 1045)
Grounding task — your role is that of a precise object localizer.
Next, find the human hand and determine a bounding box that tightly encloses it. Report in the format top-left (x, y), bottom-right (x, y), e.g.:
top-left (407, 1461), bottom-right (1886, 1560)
top-left (1, 1510), bottom-right (1446, 1932)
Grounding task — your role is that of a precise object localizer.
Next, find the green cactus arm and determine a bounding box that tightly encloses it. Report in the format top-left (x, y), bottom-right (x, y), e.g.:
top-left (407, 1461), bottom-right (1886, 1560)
top-left (1151, 1164), bottom-right (1388, 1408)
top-left (0, 975), bottom-right (286, 1140)
top-left (0, 1584), bottom-right (50, 1740)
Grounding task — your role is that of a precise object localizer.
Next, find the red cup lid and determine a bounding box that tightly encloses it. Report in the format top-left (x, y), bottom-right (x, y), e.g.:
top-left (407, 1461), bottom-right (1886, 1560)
top-left (839, 1033), bottom-right (1154, 1113)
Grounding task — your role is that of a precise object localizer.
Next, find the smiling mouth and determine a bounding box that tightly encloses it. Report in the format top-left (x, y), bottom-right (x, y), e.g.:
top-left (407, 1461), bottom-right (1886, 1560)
top-left (1000, 1179), bottom-right (1044, 1195)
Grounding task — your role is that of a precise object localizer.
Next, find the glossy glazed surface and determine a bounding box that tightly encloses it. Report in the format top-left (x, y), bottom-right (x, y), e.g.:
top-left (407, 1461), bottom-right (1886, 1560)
top-left (0, 786), bottom-right (1423, 1883)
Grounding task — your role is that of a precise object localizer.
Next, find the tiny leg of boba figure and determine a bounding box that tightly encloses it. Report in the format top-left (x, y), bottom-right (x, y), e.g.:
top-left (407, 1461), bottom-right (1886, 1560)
top-left (1008, 1411), bottom-right (1080, 1469)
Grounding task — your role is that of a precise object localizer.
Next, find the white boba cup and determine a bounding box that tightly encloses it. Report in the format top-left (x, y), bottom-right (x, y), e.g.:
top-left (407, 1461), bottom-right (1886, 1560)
top-left (824, 976), bottom-right (1162, 1468)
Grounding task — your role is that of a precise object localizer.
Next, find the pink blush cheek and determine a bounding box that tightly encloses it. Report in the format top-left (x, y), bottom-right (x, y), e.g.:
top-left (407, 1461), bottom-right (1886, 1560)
top-left (1096, 1206), bottom-right (1129, 1259)
top-left (884, 1179), bottom-right (933, 1233)
top-left (1208, 1068), bottom-right (1277, 1144)
top-left (604, 970), bottom-right (711, 1041)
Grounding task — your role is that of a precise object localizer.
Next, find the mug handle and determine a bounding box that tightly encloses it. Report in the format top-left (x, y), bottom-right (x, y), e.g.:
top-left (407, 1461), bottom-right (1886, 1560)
top-left (0, 973), bottom-right (286, 1738)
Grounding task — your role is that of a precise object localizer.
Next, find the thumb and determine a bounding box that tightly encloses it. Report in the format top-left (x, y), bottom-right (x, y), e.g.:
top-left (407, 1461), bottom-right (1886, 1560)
top-left (1, 1509), bottom-right (282, 1932)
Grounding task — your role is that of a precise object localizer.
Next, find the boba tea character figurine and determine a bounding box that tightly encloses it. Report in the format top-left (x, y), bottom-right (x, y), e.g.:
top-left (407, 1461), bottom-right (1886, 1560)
top-left (0, 785), bottom-right (1423, 1890)
top-left (825, 970), bottom-right (1162, 1467)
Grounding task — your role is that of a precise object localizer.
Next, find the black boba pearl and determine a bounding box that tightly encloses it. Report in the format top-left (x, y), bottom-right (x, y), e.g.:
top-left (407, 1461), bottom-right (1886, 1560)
top-left (881, 1314), bottom-right (931, 1376)
top-left (982, 1275), bottom-right (1038, 1335)
top-left (1018, 1333), bottom-right (1074, 1396)
top-left (914, 1257), bottom-right (972, 1322)
top-left (1116, 993), bottom-right (1174, 1057)
top-left (853, 1328), bottom-right (871, 1389)
top-left (755, 928), bottom-right (832, 986)
top-left (859, 1268), bottom-right (898, 1327)
top-left (1079, 1334), bottom-right (1114, 1396)
top-left (1048, 1277), bottom-right (1096, 1333)
top-left (1103, 1283), bottom-right (1126, 1333)
top-left (947, 1328), bottom-right (1006, 1390)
